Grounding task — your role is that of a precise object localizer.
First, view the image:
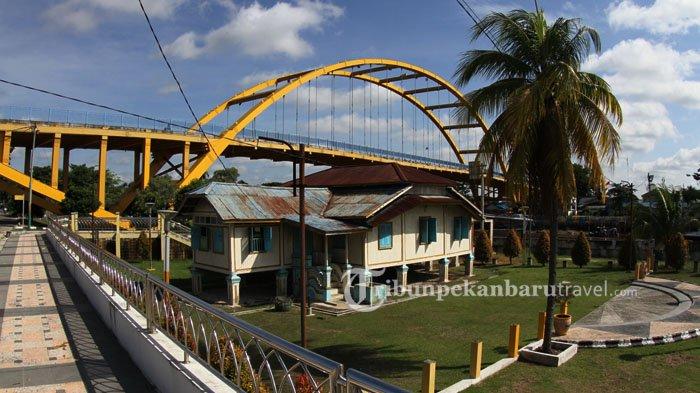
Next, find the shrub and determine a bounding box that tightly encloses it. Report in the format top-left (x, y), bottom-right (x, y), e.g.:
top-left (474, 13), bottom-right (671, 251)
top-left (209, 336), bottom-right (270, 393)
top-left (571, 232), bottom-right (591, 268)
top-left (533, 230), bottom-right (551, 266)
top-left (473, 229), bottom-right (493, 264)
top-left (617, 235), bottom-right (637, 271)
top-left (503, 229), bottom-right (523, 264)
top-left (665, 232), bottom-right (689, 272)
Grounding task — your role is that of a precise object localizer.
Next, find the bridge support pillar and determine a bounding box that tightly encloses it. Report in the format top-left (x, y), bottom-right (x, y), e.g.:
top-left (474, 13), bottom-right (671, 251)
top-left (0, 130), bottom-right (11, 165)
top-left (133, 150), bottom-right (140, 182)
top-left (182, 141), bottom-right (190, 179)
top-left (97, 136), bottom-right (108, 208)
top-left (50, 134), bottom-right (61, 188)
top-left (62, 148), bottom-right (70, 191)
top-left (142, 138), bottom-right (151, 189)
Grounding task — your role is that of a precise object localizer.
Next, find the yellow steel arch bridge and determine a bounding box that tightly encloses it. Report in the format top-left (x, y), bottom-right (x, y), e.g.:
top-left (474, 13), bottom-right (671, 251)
top-left (0, 58), bottom-right (504, 218)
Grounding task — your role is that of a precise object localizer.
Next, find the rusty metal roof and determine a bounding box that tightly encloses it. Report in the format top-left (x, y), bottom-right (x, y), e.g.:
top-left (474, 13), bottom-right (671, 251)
top-left (282, 214), bottom-right (367, 234)
top-left (285, 163), bottom-right (459, 188)
top-left (182, 182), bottom-right (331, 221)
top-left (323, 186), bottom-right (411, 219)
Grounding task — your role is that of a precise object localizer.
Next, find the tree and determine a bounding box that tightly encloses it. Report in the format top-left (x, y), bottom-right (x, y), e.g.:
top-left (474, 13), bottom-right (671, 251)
top-left (211, 167), bottom-right (240, 183)
top-left (617, 235), bottom-right (637, 271)
top-left (175, 177), bottom-right (210, 207)
top-left (132, 176), bottom-right (178, 216)
top-left (61, 164), bottom-right (100, 214)
top-left (573, 163), bottom-right (593, 199)
top-left (473, 229), bottom-right (493, 264)
top-left (571, 231), bottom-right (591, 268)
top-left (606, 181), bottom-right (637, 216)
top-left (503, 229), bottom-right (522, 264)
top-left (665, 232), bottom-right (688, 272)
top-left (533, 230), bottom-right (551, 266)
top-left (636, 185), bottom-right (687, 251)
top-left (689, 167), bottom-right (700, 182)
top-left (455, 8), bottom-right (623, 353)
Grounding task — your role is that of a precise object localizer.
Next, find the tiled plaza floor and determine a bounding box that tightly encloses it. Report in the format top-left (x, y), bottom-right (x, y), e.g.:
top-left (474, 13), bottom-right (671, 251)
top-left (0, 233), bottom-right (152, 392)
top-left (564, 276), bottom-right (700, 343)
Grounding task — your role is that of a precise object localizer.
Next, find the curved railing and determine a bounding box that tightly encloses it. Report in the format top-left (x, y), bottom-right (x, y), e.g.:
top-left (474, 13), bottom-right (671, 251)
top-left (46, 214), bottom-right (408, 393)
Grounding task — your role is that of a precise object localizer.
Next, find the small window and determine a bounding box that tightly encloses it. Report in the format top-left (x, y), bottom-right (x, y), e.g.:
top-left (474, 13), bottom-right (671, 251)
top-left (419, 217), bottom-right (437, 244)
top-left (454, 216), bottom-right (471, 241)
top-left (198, 226), bottom-right (210, 252)
top-left (212, 227), bottom-right (225, 254)
top-left (249, 226), bottom-right (273, 253)
top-left (378, 222), bottom-right (393, 250)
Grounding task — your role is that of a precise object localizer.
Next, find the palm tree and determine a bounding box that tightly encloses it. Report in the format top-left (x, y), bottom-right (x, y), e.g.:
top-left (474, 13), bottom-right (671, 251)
top-left (637, 185), bottom-right (688, 249)
top-left (454, 9), bottom-right (621, 353)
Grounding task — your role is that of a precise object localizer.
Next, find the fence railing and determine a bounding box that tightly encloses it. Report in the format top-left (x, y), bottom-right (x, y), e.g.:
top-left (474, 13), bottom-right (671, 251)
top-left (46, 214), bottom-right (407, 393)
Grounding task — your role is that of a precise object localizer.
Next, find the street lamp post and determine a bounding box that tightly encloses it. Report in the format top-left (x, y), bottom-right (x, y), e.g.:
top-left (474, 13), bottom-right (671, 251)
top-left (258, 136), bottom-right (307, 348)
top-left (27, 124), bottom-right (37, 229)
top-left (145, 201), bottom-right (155, 271)
top-left (158, 210), bottom-right (177, 283)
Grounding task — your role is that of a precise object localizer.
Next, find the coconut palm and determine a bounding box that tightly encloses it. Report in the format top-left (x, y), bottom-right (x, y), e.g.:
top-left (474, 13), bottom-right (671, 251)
top-left (454, 9), bottom-right (622, 353)
top-left (637, 185), bottom-right (687, 247)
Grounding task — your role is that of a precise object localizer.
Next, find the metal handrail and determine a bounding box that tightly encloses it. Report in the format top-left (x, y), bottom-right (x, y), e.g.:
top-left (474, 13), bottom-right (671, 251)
top-left (45, 214), bottom-right (407, 393)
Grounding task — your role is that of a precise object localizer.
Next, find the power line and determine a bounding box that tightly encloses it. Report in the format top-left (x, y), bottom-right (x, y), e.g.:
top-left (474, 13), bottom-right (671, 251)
top-left (455, 0), bottom-right (502, 52)
top-left (136, 0), bottom-right (227, 171)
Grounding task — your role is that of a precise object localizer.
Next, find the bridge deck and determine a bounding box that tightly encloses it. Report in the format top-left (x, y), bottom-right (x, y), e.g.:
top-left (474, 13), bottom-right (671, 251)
top-left (0, 230), bottom-right (152, 392)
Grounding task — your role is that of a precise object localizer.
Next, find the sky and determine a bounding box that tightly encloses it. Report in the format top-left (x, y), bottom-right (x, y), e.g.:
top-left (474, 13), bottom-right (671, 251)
top-left (0, 0), bottom-right (699, 190)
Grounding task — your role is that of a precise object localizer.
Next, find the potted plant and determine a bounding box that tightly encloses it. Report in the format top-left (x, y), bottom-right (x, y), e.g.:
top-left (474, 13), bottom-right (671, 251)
top-left (553, 281), bottom-right (575, 336)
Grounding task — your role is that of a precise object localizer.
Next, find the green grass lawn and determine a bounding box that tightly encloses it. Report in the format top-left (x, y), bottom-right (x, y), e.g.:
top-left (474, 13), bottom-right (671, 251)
top-left (470, 339), bottom-right (700, 393)
top-left (129, 258), bottom-right (193, 290)
top-left (240, 259), bottom-right (645, 390)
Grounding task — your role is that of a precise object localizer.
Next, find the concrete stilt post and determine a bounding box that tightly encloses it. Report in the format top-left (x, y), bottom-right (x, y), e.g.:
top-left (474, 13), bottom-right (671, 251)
top-left (276, 268), bottom-right (288, 297)
top-left (465, 253), bottom-right (475, 277)
top-left (439, 258), bottom-right (449, 283)
top-left (227, 273), bottom-right (241, 307)
top-left (396, 264), bottom-right (409, 293)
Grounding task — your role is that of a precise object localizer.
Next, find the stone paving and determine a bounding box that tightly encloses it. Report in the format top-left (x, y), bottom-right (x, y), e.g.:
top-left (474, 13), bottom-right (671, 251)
top-left (563, 276), bottom-right (700, 344)
top-left (0, 232), bottom-right (152, 392)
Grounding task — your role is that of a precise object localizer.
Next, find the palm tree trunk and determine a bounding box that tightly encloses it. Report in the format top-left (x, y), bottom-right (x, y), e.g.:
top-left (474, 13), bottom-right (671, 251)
top-left (542, 198), bottom-right (559, 353)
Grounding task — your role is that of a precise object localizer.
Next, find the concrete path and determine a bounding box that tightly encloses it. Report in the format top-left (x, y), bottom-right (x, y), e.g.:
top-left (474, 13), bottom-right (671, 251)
top-left (563, 276), bottom-right (700, 346)
top-left (0, 232), bottom-right (152, 392)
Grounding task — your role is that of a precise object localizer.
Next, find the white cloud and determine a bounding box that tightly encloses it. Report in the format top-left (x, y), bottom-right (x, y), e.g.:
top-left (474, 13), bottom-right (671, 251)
top-left (633, 146), bottom-right (700, 186)
top-left (165, 0), bottom-right (343, 60)
top-left (157, 83), bottom-right (180, 95)
top-left (584, 38), bottom-right (700, 109)
top-left (238, 70), bottom-right (289, 87)
top-left (44, 0), bottom-right (184, 32)
top-left (617, 100), bottom-right (678, 153)
top-left (608, 0), bottom-right (700, 35)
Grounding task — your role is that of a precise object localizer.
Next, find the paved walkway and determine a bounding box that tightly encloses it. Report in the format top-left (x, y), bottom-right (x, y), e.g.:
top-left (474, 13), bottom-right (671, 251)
top-left (563, 276), bottom-right (700, 346)
top-left (0, 232), bottom-right (152, 392)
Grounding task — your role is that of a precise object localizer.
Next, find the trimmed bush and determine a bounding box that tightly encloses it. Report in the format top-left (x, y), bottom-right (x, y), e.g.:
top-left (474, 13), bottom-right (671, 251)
top-left (503, 229), bottom-right (523, 264)
top-left (665, 232), bottom-right (689, 272)
top-left (533, 230), bottom-right (551, 266)
top-left (473, 229), bottom-right (493, 264)
top-left (571, 232), bottom-right (591, 268)
top-left (617, 235), bottom-right (637, 271)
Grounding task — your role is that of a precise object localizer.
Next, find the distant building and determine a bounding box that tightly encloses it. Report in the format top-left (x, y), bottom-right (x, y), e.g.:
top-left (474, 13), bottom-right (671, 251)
top-left (177, 164), bottom-right (481, 306)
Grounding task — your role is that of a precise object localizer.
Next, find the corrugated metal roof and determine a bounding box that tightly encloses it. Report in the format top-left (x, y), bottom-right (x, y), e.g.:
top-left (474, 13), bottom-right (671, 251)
top-left (187, 183), bottom-right (331, 221)
top-left (323, 186), bottom-right (410, 218)
top-left (285, 163), bottom-right (459, 187)
top-left (282, 214), bottom-right (367, 234)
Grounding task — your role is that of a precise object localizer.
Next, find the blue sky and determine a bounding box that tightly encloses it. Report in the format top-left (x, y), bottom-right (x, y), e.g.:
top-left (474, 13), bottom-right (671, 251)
top-left (1, 0), bottom-right (698, 189)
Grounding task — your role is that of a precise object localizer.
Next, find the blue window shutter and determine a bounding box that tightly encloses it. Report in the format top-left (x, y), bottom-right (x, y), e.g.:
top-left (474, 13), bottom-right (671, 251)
top-left (249, 227), bottom-right (254, 252)
top-left (453, 217), bottom-right (461, 240)
top-left (263, 227), bottom-right (273, 252)
top-left (191, 225), bottom-right (200, 250)
top-left (461, 217), bottom-right (469, 239)
top-left (420, 218), bottom-right (428, 243)
top-left (428, 217), bottom-right (437, 243)
top-left (379, 222), bottom-right (392, 249)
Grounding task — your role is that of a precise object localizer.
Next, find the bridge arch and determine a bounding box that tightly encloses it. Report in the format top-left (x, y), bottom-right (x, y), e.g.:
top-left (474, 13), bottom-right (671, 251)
top-left (179, 58), bottom-right (494, 187)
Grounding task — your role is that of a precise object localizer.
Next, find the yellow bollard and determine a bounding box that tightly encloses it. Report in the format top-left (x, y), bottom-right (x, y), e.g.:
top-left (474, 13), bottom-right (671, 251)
top-left (537, 311), bottom-right (547, 340)
top-left (470, 341), bottom-right (483, 379)
top-left (508, 324), bottom-right (520, 358)
top-left (421, 360), bottom-right (436, 393)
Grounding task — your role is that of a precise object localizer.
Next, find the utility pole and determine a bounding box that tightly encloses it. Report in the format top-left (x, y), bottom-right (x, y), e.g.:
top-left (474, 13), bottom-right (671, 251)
top-left (27, 123), bottom-right (37, 229)
top-left (299, 143), bottom-right (307, 348)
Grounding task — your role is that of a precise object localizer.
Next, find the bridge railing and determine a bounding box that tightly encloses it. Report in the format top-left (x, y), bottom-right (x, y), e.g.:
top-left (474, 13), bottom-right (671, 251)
top-left (0, 104), bottom-right (480, 172)
top-left (46, 214), bottom-right (408, 393)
